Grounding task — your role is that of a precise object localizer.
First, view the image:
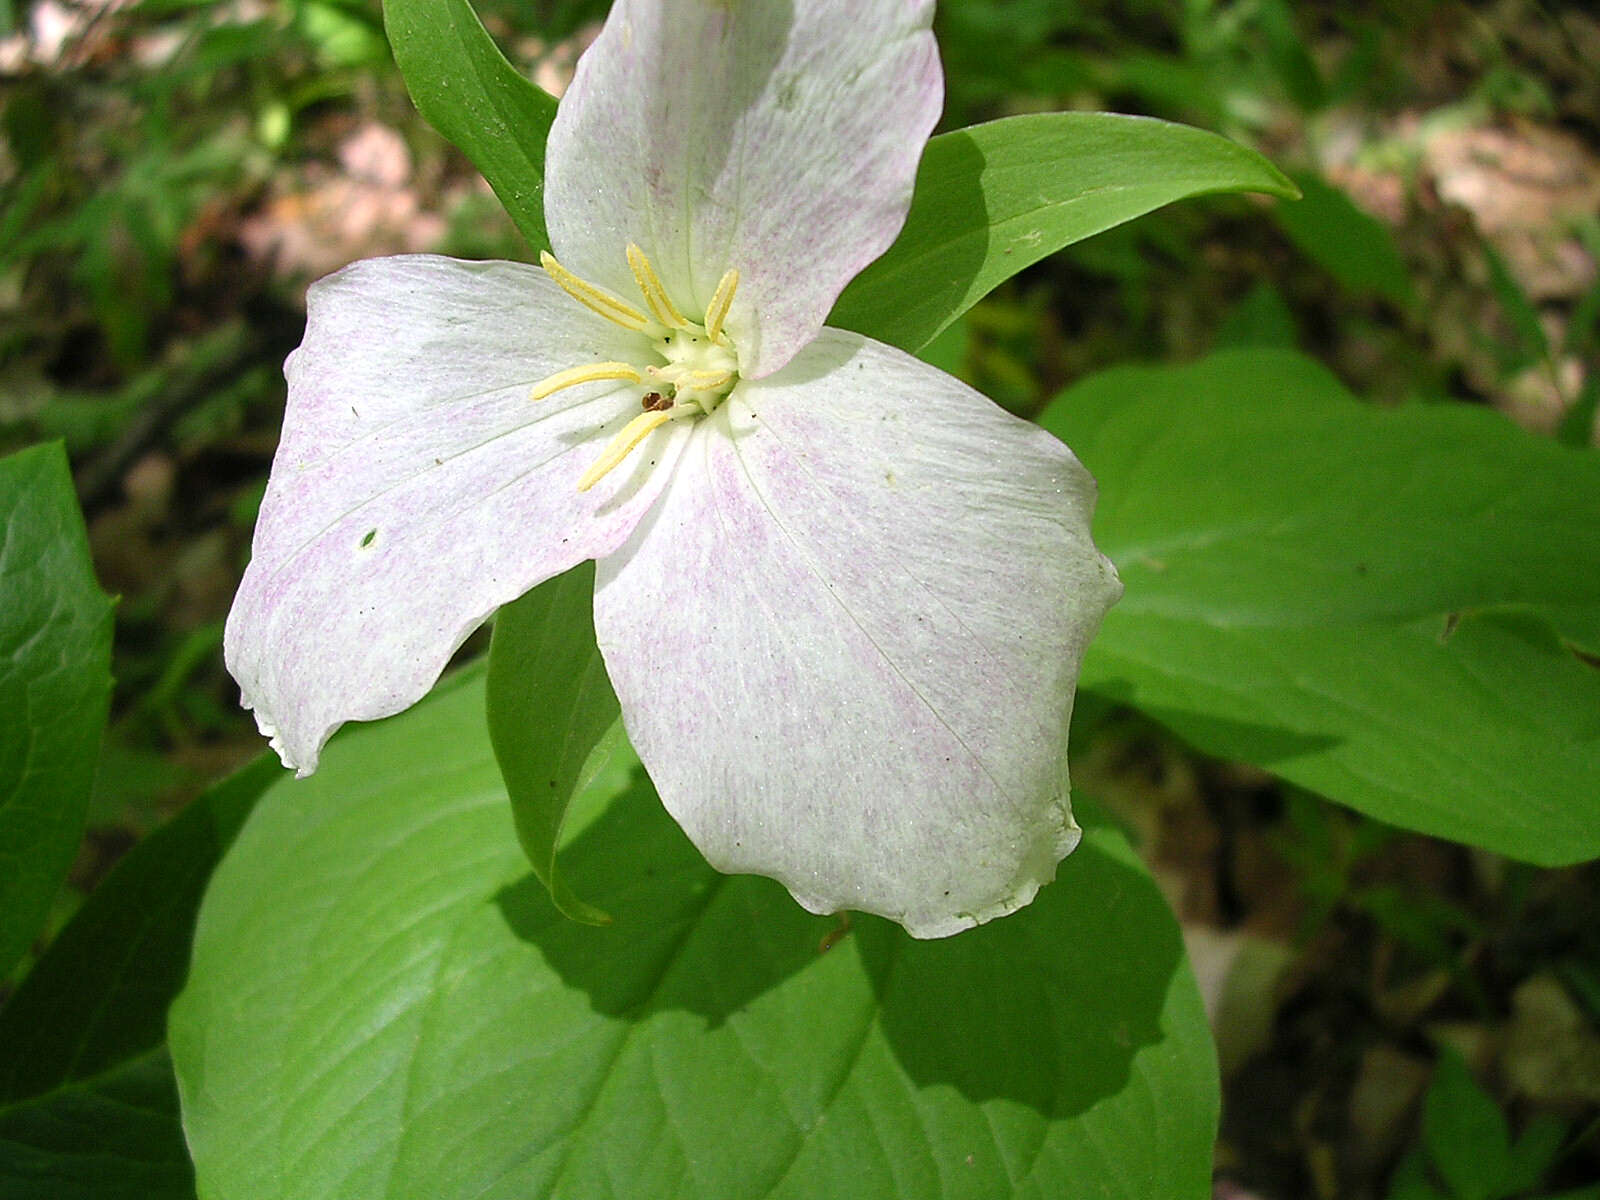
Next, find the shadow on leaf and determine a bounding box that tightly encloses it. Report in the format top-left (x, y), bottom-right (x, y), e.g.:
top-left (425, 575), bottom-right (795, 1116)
top-left (496, 771), bottom-right (1189, 1122)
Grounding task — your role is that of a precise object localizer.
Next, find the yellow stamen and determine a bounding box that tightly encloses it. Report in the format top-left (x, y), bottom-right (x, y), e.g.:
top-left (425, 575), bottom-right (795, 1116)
top-left (578, 409), bottom-right (673, 492)
top-left (529, 362), bottom-right (642, 401)
top-left (704, 268), bottom-right (739, 342)
top-left (626, 243), bottom-right (690, 330)
top-left (675, 368), bottom-right (736, 392)
top-left (540, 252), bottom-right (652, 332)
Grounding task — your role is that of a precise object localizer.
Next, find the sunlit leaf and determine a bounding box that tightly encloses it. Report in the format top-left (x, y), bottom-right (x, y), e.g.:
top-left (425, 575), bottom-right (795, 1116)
top-left (831, 112), bottom-right (1297, 352)
top-left (1041, 349), bottom-right (1600, 865)
top-left (383, 0), bottom-right (557, 250)
top-left (171, 666), bottom-right (1218, 1200)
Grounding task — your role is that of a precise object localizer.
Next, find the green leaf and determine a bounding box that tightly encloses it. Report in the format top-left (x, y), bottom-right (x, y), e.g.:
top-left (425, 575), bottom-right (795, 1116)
top-left (1273, 172), bottom-right (1414, 306)
top-left (1556, 369), bottom-right (1599, 450)
top-left (171, 666), bottom-right (1218, 1200)
top-left (1386, 1147), bottom-right (1452, 1200)
top-left (383, 0), bottom-right (557, 251)
top-left (1423, 1049), bottom-right (1512, 1200)
top-left (0, 442), bottom-right (114, 980)
top-left (830, 112), bottom-right (1298, 353)
top-left (1504, 1113), bottom-right (1568, 1194)
top-left (486, 561), bottom-right (619, 925)
top-left (0, 1048), bottom-right (192, 1200)
top-left (1215, 282), bottom-right (1298, 350)
top-left (1039, 350), bottom-right (1600, 865)
top-left (1482, 240), bottom-right (1551, 374)
top-left (0, 755), bottom-right (281, 1104)
top-left (0, 753), bottom-right (277, 1200)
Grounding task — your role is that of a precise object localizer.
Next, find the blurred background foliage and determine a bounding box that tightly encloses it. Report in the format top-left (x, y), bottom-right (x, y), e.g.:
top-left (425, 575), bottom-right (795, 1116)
top-left (1, 0), bottom-right (1596, 1196)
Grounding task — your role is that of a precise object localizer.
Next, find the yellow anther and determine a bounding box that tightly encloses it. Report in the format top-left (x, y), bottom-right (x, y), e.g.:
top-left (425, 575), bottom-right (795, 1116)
top-left (676, 368), bottom-right (736, 392)
top-left (704, 268), bottom-right (739, 342)
top-left (540, 252), bottom-right (652, 332)
top-left (577, 409), bottom-right (673, 492)
top-left (529, 362), bottom-right (642, 401)
top-left (626, 243), bottom-right (690, 330)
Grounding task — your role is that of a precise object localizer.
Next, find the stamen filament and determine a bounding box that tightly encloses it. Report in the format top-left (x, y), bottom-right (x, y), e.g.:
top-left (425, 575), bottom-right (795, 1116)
top-left (578, 409), bottom-right (673, 492)
top-left (540, 252), bottom-right (652, 332)
top-left (626, 243), bottom-right (690, 330)
top-left (704, 268), bottom-right (739, 342)
top-left (530, 362), bottom-right (642, 401)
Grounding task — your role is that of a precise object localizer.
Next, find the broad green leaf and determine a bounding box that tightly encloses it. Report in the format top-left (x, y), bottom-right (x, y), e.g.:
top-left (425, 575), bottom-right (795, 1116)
top-left (0, 442), bottom-right (114, 979)
top-left (383, 0), bottom-right (556, 251)
top-left (830, 112), bottom-right (1298, 353)
top-left (1422, 1049), bottom-right (1512, 1200)
top-left (0, 755), bottom-right (282, 1104)
top-left (486, 561), bottom-right (620, 925)
top-left (1273, 172), bottom-right (1414, 306)
top-left (0, 1048), bottom-right (191, 1200)
top-left (171, 666), bottom-right (1218, 1200)
top-left (1040, 350), bottom-right (1600, 865)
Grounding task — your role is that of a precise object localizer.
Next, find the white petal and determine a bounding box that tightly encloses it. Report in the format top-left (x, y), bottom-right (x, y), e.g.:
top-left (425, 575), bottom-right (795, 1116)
top-left (593, 330), bottom-right (1122, 937)
top-left (544, 0), bottom-right (942, 379)
top-left (226, 255), bottom-right (689, 774)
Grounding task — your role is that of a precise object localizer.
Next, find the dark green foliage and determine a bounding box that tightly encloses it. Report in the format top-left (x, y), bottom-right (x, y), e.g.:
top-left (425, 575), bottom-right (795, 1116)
top-left (0, 757), bottom-right (280, 1200)
top-left (0, 443), bottom-right (114, 980)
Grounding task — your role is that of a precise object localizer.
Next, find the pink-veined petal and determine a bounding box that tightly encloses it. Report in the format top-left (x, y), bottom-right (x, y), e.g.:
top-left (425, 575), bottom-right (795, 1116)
top-left (592, 330), bottom-right (1122, 937)
top-left (225, 255), bottom-right (689, 774)
top-left (545, 0), bottom-right (941, 379)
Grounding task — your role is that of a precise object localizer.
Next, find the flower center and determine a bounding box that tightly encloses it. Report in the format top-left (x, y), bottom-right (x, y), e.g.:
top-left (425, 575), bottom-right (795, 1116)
top-left (530, 244), bottom-right (741, 492)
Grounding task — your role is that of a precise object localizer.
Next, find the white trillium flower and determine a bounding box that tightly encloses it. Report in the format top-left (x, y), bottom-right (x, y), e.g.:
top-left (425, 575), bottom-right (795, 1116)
top-left (225, 0), bottom-right (1122, 938)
